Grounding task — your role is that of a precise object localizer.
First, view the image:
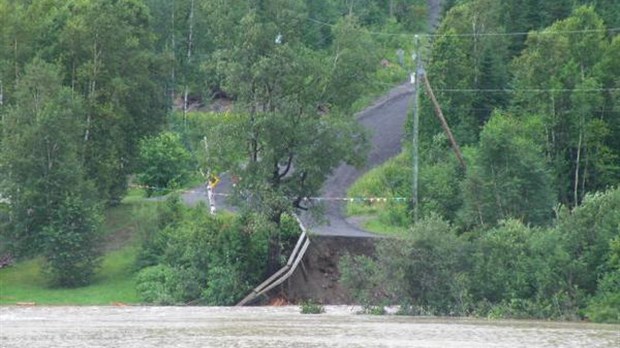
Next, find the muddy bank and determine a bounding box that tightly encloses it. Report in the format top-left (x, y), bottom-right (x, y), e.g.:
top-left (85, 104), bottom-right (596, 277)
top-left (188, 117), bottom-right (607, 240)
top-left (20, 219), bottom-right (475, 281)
top-left (280, 235), bottom-right (377, 304)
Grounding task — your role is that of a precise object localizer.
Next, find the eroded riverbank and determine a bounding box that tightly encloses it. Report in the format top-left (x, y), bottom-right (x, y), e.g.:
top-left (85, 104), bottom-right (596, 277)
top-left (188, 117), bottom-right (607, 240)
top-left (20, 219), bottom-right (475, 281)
top-left (1, 306), bottom-right (618, 347)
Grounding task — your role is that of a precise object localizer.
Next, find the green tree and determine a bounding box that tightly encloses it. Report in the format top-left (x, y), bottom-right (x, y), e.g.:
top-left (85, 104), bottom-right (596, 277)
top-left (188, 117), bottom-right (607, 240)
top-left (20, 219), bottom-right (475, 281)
top-left (1, 60), bottom-right (98, 258)
top-left (469, 220), bottom-right (572, 318)
top-left (205, 4), bottom-right (369, 274)
top-left (58, 0), bottom-right (166, 203)
top-left (42, 194), bottom-right (102, 287)
top-left (511, 6), bottom-right (616, 206)
top-left (137, 131), bottom-right (192, 196)
top-left (556, 187), bottom-right (620, 301)
top-left (459, 113), bottom-right (555, 228)
top-left (425, 0), bottom-right (510, 145)
top-left (585, 235), bottom-right (620, 323)
top-left (341, 215), bottom-right (470, 315)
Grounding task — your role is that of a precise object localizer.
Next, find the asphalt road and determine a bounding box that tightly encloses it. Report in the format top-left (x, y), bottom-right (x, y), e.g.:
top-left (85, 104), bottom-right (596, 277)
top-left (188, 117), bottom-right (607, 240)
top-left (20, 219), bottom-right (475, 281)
top-left (300, 84), bottom-right (412, 237)
top-left (179, 84), bottom-right (412, 237)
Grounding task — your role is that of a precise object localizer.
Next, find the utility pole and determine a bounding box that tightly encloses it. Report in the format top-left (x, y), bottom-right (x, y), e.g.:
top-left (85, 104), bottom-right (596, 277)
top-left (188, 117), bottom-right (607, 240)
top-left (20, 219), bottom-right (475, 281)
top-left (411, 35), bottom-right (421, 222)
top-left (421, 73), bottom-right (467, 171)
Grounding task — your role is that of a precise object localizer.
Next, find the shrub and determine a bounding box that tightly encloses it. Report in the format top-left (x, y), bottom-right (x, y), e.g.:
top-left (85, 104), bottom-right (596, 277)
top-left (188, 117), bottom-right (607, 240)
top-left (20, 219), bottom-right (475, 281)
top-left (134, 205), bottom-right (284, 305)
top-left (202, 264), bottom-right (249, 305)
top-left (340, 253), bottom-right (386, 307)
top-left (135, 265), bottom-right (183, 305)
top-left (300, 300), bottom-right (325, 314)
top-left (585, 236), bottom-right (620, 323)
top-left (137, 132), bottom-right (192, 196)
top-left (360, 305), bottom-right (386, 315)
top-left (340, 215), bottom-right (471, 315)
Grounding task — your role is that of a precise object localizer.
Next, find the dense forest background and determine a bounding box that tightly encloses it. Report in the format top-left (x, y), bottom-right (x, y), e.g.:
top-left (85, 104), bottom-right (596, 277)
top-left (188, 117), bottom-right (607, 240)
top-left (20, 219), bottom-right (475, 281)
top-left (1, 0), bottom-right (619, 322)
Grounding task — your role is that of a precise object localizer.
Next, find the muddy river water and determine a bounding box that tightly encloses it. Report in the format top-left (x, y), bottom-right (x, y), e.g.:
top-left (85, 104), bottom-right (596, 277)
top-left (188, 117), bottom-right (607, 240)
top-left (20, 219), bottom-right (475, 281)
top-left (1, 306), bottom-right (618, 347)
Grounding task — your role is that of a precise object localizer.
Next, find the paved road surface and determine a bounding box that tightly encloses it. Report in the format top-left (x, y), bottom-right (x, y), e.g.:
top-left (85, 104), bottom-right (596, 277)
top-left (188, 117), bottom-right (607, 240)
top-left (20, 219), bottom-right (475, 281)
top-left (179, 84), bottom-right (412, 237)
top-left (300, 84), bottom-right (412, 236)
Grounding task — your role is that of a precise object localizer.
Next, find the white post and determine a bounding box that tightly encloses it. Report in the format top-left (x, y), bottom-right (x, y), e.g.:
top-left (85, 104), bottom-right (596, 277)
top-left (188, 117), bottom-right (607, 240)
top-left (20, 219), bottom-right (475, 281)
top-left (207, 175), bottom-right (216, 215)
top-left (203, 136), bottom-right (216, 215)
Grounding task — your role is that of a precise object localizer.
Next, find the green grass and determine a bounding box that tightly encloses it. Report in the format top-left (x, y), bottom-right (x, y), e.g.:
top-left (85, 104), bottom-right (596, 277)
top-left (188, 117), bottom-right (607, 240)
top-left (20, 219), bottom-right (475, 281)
top-left (0, 201), bottom-right (155, 305)
top-left (0, 246), bottom-right (139, 305)
top-left (122, 187), bottom-right (148, 204)
top-left (346, 151), bottom-right (412, 238)
top-left (362, 218), bottom-right (409, 237)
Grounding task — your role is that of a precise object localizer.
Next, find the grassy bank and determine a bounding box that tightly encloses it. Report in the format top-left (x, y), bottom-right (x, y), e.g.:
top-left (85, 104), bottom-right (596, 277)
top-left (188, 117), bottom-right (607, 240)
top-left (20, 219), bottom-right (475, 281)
top-left (346, 151), bottom-right (410, 237)
top-left (0, 201), bottom-right (153, 305)
top-left (0, 246), bottom-right (139, 305)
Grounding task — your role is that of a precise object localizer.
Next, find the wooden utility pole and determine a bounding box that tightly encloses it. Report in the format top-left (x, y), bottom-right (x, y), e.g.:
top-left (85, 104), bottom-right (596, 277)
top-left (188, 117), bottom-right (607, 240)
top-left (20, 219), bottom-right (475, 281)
top-left (421, 73), bottom-right (467, 171)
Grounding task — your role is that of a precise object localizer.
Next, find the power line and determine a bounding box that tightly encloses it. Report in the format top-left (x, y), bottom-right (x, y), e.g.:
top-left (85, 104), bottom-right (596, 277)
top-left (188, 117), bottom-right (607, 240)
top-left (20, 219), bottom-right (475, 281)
top-left (433, 88), bottom-right (620, 93)
top-left (420, 27), bottom-right (620, 38)
top-left (306, 16), bottom-right (620, 38)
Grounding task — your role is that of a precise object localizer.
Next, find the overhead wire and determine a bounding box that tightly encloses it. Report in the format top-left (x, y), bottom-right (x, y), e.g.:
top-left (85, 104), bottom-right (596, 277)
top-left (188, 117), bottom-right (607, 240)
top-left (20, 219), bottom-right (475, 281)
top-left (305, 16), bottom-right (620, 38)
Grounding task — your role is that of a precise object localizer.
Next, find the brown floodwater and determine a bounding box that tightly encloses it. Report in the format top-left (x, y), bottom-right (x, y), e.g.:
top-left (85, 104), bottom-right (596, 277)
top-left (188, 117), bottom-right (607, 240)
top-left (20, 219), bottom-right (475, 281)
top-left (1, 306), bottom-right (618, 347)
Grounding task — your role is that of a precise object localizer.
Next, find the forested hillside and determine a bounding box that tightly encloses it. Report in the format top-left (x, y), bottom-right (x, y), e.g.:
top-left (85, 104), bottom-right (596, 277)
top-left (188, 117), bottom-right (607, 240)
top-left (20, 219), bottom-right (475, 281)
top-left (0, 0), bottom-right (425, 294)
top-left (344, 0), bottom-right (619, 322)
top-left (1, 0), bottom-right (618, 321)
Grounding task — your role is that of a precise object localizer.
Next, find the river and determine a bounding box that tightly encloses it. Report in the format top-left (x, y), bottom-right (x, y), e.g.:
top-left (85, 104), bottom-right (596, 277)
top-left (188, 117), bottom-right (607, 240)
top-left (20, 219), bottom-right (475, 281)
top-left (1, 306), bottom-right (618, 347)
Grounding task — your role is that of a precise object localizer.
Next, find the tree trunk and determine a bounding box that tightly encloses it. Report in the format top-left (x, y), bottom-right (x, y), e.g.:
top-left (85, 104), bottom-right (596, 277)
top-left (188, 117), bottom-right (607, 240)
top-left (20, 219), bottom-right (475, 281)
top-left (183, 0), bottom-right (194, 126)
top-left (84, 38), bottom-right (100, 143)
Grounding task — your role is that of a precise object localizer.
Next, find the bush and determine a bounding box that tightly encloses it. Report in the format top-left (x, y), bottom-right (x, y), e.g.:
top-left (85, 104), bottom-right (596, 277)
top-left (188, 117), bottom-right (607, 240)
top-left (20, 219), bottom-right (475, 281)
top-left (300, 300), bottom-right (325, 314)
top-left (585, 236), bottom-right (620, 323)
top-left (137, 132), bottom-right (192, 196)
top-left (202, 264), bottom-right (249, 305)
top-left (340, 253), bottom-right (386, 307)
top-left (134, 205), bottom-right (288, 305)
top-left (340, 215), bottom-right (471, 315)
top-left (360, 305), bottom-right (387, 315)
top-left (135, 265), bottom-right (185, 305)
top-left (557, 187), bottom-right (620, 297)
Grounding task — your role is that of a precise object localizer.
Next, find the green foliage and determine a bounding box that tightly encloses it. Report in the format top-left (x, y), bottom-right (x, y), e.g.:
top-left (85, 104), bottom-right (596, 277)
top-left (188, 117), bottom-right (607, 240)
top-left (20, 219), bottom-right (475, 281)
top-left (340, 253), bottom-right (385, 307)
top-left (469, 220), bottom-right (574, 319)
top-left (585, 268), bottom-right (620, 323)
top-left (300, 300), bottom-right (325, 314)
top-left (42, 195), bottom-right (103, 287)
top-left (341, 215), bottom-right (470, 315)
top-left (556, 187), bottom-right (620, 298)
top-left (426, 0), bottom-right (510, 145)
top-left (135, 264), bottom-right (187, 305)
top-left (459, 114), bottom-right (555, 228)
top-left (0, 246), bottom-right (139, 305)
top-left (511, 6), bottom-right (617, 206)
top-left (202, 264), bottom-right (250, 305)
top-left (137, 132), bottom-right (192, 196)
top-left (1, 60), bottom-right (102, 268)
top-left (134, 197), bottom-right (300, 305)
top-left (346, 151), bottom-right (410, 222)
